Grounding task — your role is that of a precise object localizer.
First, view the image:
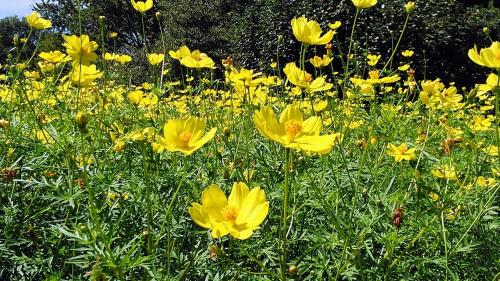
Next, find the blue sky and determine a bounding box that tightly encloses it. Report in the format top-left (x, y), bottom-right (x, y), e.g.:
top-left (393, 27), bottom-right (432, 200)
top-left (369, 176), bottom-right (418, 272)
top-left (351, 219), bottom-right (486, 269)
top-left (0, 0), bottom-right (39, 18)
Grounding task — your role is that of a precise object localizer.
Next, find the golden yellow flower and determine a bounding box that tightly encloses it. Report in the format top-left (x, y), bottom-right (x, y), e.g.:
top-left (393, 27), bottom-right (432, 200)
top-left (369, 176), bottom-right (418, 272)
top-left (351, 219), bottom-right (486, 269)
top-left (39, 51), bottom-right (71, 64)
top-left (468, 41), bottom-right (500, 69)
top-left (367, 54), bottom-right (381, 66)
top-left (155, 117), bottom-right (216, 155)
top-left (401, 50), bottom-right (414, 57)
top-left (283, 62), bottom-right (332, 94)
top-left (483, 145), bottom-right (499, 157)
top-left (328, 21), bottom-right (342, 30)
top-left (62, 35), bottom-right (99, 65)
top-left (291, 16), bottom-right (334, 46)
top-left (131, 0), bottom-right (153, 13)
top-left (309, 55), bottom-right (333, 68)
top-left (180, 49), bottom-right (215, 69)
top-left (189, 182), bottom-right (269, 240)
top-left (431, 164), bottom-right (458, 180)
top-left (147, 53), bottom-right (165, 65)
top-left (351, 0), bottom-right (378, 9)
top-left (386, 143), bottom-right (417, 162)
top-left (26, 12), bottom-right (51, 30)
top-left (253, 105), bottom-right (336, 154)
top-left (69, 64), bottom-right (103, 87)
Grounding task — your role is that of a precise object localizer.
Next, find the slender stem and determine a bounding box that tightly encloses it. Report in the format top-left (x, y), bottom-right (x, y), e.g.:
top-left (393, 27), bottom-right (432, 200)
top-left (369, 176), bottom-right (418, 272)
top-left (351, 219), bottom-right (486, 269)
top-left (281, 148), bottom-right (291, 281)
top-left (382, 13), bottom-right (410, 73)
top-left (494, 70), bottom-right (500, 165)
top-left (345, 8), bottom-right (360, 76)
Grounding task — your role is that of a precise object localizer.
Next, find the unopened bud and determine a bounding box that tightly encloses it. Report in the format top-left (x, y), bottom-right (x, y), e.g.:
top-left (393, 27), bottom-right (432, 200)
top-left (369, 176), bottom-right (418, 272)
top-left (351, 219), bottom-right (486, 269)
top-left (405, 2), bottom-right (415, 13)
top-left (155, 12), bottom-right (161, 20)
top-left (288, 265), bottom-right (298, 275)
top-left (0, 119), bottom-right (9, 129)
top-left (483, 27), bottom-right (489, 35)
top-left (277, 34), bottom-right (284, 44)
top-left (98, 16), bottom-right (106, 24)
top-left (75, 111), bottom-right (89, 129)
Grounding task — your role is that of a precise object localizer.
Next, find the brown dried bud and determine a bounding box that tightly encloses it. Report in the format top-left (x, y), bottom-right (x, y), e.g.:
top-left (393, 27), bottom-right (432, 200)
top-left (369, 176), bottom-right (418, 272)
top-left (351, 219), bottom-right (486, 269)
top-left (0, 119), bottom-right (9, 129)
top-left (208, 245), bottom-right (220, 261)
top-left (74, 178), bottom-right (85, 189)
top-left (441, 137), bottom-right (464, 155)
top-left (222, 56), bottom-right (233, 68)
top-left (356, 139), bottom-right (367, 149)
top-left (1, 168), bottom-right (16, 182)
top-left (392, 207), bottom-right (403, 229)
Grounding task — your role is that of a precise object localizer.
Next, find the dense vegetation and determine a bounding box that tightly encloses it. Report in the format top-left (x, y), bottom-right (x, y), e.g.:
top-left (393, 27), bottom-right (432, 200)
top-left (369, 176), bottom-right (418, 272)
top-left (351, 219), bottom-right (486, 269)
top-left (0, 0), bottom-right (499, 280)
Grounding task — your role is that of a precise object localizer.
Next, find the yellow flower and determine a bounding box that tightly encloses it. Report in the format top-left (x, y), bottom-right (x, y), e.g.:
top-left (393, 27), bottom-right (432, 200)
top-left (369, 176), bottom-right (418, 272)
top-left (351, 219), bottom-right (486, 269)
top-left (291, 16), bottom-right (334, 46)
top-left (26, 12), bottom-right (51, 30)
top-left (169, 45), bottom-right (191, 61)
top-left (386, 143), bottom-right (417, 162)
top-left (147, 53), bottom-right (165, 65)
top-left (131, 0), bottom-right (153, 13)
top-left (69, 64), bottom-right (103, 87)
top-left (483, 145), bottom-right (499, 157)
top-left (405, 2), bottom-right (415, 13)
top-left (180, 49), bottom-right (215, 69)
top-left (398, 64), bottom-right (410, 71)
top-left (401, 50), bottom-right (414, 57)
top-left (469, 115), bottom-right (494, 132)
top-left (351, 0), bottom-right (378, 9)
top-left (253, 105), bottom-right (336, 154)
top-left (155, 117), bottom-right (217, 155)
top-left (468, 41), bottom-right (500, 69)
top-left (367, 54), bottom-right (381, 66)
top-left (350, 70), bottom-right (400, 85)
top-left (189, 182), bottom-right (269, 240)
top-left (476, 176), bottom-right (496, 188)
top-left (39, 51), bottom-right (71, 64)
top-left (62, 35), bottom-right (99, 65)
top-left (309, 55), bottom-right (333, 68)
top-left (431, 164), bottom-right (458, 180)
top-left (283, 62), bottom-right (332, 94)
top-left (328, 21), bottom-right (342, 30)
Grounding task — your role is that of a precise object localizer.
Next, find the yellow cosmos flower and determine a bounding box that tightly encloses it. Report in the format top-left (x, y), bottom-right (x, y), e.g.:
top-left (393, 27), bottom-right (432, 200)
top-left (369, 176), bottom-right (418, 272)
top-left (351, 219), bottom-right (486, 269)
top-left (26, 12), bottom-right (51, 30)
top-left (155, 117), bottom-right (216, 155)
top-left (386, 143), bottom-right (417, 162)
top-left (131, 0), bottom-right (153, 13)
top-left (253, 105), bottom-right (336, 154)
top-left (352, 0), bottom-right (378, 9)
top-left (309, 55), bottom-right (333, 68)
top-left (431, 164), bottom-right (458, 180)
top-left (39, 51), bottom-right (71, 64)
top-left (367, 54), bottom-right (381, 66)
top-left (62, 35), bottom-right (99, 65)
top-left (469, 115), bottom-right (494, 132)
top-left (189, 182), bottom-right (269, 240)
top-left (147, 53), bottom-right (164, 65)
top-left (483, 145), bottom-right (499, 157)
top-left (350, 70), bottom-right (400, 85)
top-left (401, 50), bottom-right (414, 57)
top-left (477, 73), bottom-right (499, 97)
top-left (69, 64), bottom-right (103, 87)
top-left (283, 62), bottom-right (332, 94)
top-left (169, 45), bottom-right (191, 60)
top-left (468, 41), bottom-right (500, 69)
top-left (291, 16), bottom-right (334, 46)
top-left (180, 50), bottom-right (215, 69)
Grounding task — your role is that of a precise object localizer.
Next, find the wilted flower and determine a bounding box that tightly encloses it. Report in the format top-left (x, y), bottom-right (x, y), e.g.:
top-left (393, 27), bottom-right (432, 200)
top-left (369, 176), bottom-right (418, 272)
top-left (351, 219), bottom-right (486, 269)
top-left (189, 182), bottom-right (269, 239)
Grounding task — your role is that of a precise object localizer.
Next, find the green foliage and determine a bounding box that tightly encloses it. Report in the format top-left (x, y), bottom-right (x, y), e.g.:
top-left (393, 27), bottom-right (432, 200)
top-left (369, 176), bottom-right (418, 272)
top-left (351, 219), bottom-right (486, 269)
top-left (233, 0), bottom-right (500, 86)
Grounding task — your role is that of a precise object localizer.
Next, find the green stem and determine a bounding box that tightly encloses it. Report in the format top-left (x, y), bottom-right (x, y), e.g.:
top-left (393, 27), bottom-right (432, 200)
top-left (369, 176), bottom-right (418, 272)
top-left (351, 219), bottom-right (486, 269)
top-left (345, 8), bottom-right (360, 76)
top-left (382, 13), bottom-right (410, 72)
top-left (281, 148), bottom-right (291, 281)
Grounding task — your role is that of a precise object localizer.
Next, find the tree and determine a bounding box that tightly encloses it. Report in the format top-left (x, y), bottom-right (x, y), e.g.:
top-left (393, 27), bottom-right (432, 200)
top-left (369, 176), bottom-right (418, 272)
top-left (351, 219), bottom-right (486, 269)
top-left (0, 16), bottom-right (31, 63)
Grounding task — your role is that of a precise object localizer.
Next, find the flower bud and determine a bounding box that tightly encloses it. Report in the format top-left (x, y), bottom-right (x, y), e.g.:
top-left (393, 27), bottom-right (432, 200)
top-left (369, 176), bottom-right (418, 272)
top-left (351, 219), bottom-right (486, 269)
top-left (98, 16), bottom-right (106, 24)
top-left (405, 2), bottom-right (415, 13)
top-left (75, 111), bottom-right (89, 129)
top-left (482, 27), bottom-right (490, 35)
top-left (288, 265), bottom-right (298, 275)
top-left (155, 12), bottom-right (161, 20)
top-left (277, 34), bottom-right (284, 44)
top-left (0, 119), bottom-right (9, 129)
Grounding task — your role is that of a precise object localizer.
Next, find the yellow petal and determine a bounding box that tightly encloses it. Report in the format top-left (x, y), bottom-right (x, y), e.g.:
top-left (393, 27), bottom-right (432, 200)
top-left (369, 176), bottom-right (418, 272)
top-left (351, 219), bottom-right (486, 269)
top-left (228, 182), bottom-right (250, 209)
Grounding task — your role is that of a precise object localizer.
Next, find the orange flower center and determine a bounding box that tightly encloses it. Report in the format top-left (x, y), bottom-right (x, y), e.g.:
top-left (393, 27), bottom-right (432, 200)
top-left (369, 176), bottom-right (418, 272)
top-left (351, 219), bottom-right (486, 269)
top-left (285, 120), bottom-right (302, 139)
top-left (179, 131), bottom-right (192, 146)
top-left (369, 70), bottom-right (380, 80)
top-left (221, 205), bottom-right (238, 222)
top-left (304, 73), bottom-right (313, 83)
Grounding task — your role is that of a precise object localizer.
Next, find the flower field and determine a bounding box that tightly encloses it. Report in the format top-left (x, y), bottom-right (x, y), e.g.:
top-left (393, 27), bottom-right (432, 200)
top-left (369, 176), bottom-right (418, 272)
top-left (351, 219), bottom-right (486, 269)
top-left (0, 0), bottom-right (499, 280)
